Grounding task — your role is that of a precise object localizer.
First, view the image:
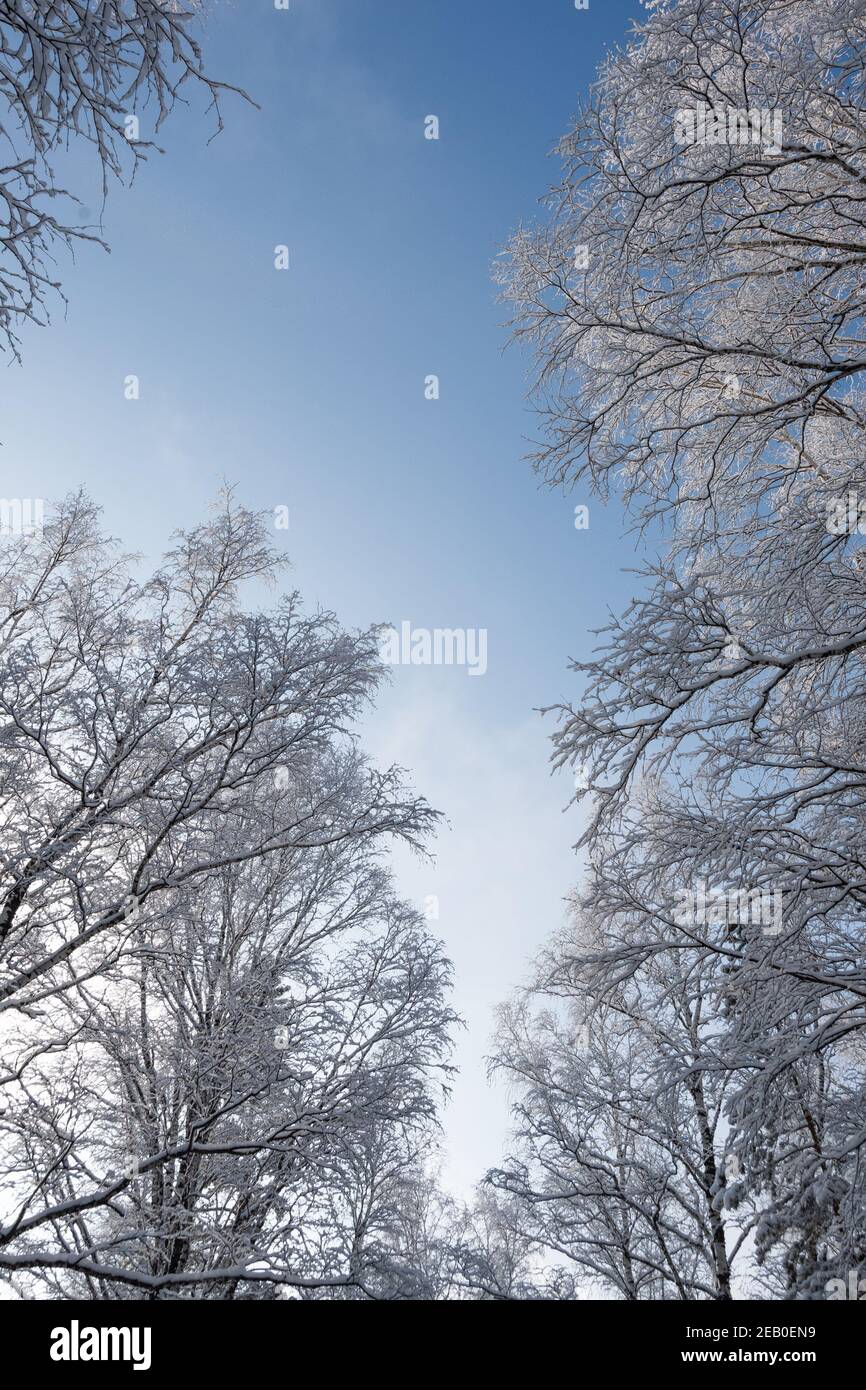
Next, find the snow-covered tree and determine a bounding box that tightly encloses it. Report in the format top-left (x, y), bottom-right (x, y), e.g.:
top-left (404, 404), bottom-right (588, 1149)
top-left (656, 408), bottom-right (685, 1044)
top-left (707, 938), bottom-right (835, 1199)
top-left (488, 903), bottom-right (752, 1299)
top-left (0, 491), bottom-right (455, 1298)
top-left (499, 0), bottom-right (866, 1296)
top-left (0, 1), bottom-right (244, 357)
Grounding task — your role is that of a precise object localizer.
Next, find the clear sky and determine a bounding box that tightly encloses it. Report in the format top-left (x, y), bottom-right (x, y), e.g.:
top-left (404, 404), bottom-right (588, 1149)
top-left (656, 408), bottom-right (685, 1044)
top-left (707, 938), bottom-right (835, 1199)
top-left (2, 0), bottom-right (647, 1197)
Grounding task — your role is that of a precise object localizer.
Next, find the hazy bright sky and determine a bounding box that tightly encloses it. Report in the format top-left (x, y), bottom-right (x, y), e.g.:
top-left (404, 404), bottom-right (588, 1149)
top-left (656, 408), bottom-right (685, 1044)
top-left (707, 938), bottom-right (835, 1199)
top-left (2, 0), bottom-right (648, 1196)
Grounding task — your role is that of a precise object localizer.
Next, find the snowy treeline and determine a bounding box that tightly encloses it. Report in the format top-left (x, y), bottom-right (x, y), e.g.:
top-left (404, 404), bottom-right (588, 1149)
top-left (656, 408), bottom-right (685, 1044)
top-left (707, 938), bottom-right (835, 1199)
top-left (490, 0), bottom-right (866, 1299)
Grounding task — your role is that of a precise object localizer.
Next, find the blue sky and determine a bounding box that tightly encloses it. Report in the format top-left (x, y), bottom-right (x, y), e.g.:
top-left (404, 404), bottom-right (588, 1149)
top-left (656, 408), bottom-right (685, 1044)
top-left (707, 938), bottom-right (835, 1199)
top-left (2, 0), bottom-right (647, 1195)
